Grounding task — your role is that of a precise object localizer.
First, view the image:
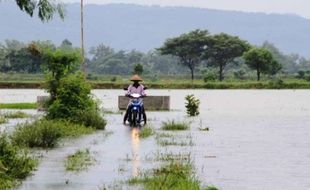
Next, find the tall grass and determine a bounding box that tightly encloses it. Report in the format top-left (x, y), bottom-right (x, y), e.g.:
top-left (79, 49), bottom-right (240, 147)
top-left (65, 149), bottom-right (94, 172)
top-left (161, 120), bottom-right (190, 131)
top-left (128, 161), bottom-right (217, 190)
top-left (11, 119), bottom-right (94, 148)
top-left (139, 127), bottom-right (154, 138)
top-left (0, 135), bottom-right (37, 190)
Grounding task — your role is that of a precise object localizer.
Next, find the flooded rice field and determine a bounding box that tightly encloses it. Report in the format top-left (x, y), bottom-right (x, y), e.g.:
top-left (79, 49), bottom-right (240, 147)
top-left (1, 89), bottom-right (310, 190)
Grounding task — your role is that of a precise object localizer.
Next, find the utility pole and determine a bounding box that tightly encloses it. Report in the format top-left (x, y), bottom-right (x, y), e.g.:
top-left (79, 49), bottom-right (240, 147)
top-left (81, 0), bottom-right (85, 73)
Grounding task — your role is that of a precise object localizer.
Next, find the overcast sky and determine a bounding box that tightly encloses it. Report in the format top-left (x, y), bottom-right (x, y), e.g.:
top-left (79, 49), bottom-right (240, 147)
top-left (61, 0), bottom-right (310, 19)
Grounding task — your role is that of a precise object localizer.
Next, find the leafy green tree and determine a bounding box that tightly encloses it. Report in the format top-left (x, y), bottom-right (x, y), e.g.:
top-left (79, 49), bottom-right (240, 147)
top-left (43, 49), bottom-right (81, 101)
top-left (40, 48), bottom-right (106, 129)
top-left (269, 60), bottom-right (282, 76)
top-left (243, 47), bottom-right (278, 81)
top-left (133, 63), bottom-right (143, 75)
top-left (0, 40), bottom-right (42, 73)
top-left (158, 29), bottom-right (210, 80)
top-left (204, 33), bottom-right (250, 81)
top-left (60, 39), bottom-right (73, 50)
top-left (14, 0), bottom-right (65, 22)
top-left (261, 41), bottom-right (310, 74)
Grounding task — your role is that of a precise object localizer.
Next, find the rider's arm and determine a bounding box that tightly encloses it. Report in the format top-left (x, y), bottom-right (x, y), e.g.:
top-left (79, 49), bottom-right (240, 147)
top-left (140, 85), bottom-right (146, 97)
top-left (126, 85), bottom-right (132, 96)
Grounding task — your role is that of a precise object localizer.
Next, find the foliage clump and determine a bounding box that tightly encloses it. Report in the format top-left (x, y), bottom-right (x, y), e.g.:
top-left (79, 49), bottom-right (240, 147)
top-left (139, 126), bottom-right (153, 138)
top-left (185, 94), bottom-right (200, 116)
top-left (42, 48), bottom-right (106, 129)
top-left (11, 119), bottom-right (94, 148)
top-left (296, 70), bottom-right (310, 81)
top-left (243, 47), bottom-right (280, 81)
top-left (0, 135), bottom-right (37, 190)
top-left (162, 120), bottom-right (189, 131)
top-left (133, 63), bottom-right (144, 75)
top-left (128, 160), bottom-right (217, 190)
top-left (203, 70), bottom-right (217, 82)
top-left (65, 149), bottom-right (94, 172)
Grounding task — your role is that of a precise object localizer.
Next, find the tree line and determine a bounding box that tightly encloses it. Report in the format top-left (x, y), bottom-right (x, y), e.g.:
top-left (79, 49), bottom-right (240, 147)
top-left (1, 32), bottom-right (310, 81)
top-left (2, 0), bottom-right (310, 81)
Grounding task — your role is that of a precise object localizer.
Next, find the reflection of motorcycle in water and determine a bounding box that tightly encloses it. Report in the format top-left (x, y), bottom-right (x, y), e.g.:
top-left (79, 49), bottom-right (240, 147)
top-left (125, 93), bottom-right (147, 127)
top-left (131, 128), bottom-right (140, 177)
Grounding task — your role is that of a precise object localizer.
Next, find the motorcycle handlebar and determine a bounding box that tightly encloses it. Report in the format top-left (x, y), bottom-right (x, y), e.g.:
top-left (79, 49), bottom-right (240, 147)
top-left (123, 87), bottom-right (148, 91)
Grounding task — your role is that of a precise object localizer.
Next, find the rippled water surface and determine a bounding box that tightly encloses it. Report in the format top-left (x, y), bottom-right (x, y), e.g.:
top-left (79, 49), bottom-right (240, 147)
top-left (1, 89), bottom-right (310, 190)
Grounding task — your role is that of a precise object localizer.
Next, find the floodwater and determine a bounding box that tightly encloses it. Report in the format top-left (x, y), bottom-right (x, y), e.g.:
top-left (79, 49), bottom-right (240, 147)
top-left (1, 89), bottom-right (310, 190)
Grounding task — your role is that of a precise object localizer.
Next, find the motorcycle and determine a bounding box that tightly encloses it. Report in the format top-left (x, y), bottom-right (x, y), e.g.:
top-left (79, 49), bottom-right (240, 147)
top-left (123, 89), bottom-right (147, 127)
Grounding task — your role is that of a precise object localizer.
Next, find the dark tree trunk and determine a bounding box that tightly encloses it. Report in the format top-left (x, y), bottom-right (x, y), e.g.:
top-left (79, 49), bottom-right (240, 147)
top-left (190, 68), bottom-right (194, 81)
top-left (219, 64), bottom-right (223, 81)
top-left (257, 68), bottom-right (260, 81)
top-left (187, 60), bottom-right (195, 81)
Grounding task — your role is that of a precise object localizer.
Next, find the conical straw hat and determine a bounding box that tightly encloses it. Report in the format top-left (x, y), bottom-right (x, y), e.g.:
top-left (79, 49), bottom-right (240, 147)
top-left (130, 74), bottom-right (143, 81)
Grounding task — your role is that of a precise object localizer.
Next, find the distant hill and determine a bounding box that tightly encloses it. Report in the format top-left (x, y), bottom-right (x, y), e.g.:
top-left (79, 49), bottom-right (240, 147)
top-left (1, 2), bottom-right (310, 57)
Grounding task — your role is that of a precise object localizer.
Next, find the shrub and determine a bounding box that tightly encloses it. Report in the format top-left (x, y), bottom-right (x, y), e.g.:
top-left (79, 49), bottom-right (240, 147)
top-left (43, 49), bottom-right (106, 129)
top-left (185, 94), bottom-right (200, 116)
top-left (162, 120), bottom-right (189, 131)
top-left (111, 76), bottom-right (117, 82)
top-left (46, 72), bottom-right (106, 129)
top-left (11, 119), bottom-right (94, 148)
top-left (296, 71), bottom-right (305, 79)
top-left (75, 109), bottom-right (107, 130)
top-left (233, 69), bottom-right (246, 80)
top-left (268, 78), bottom-right (284, 89)
top-left (0, 135), bottom-right (37, 189)
top-left (203, 70), bottom-right (217, 82)
top-left (133, 63), bottom-right (143, 75)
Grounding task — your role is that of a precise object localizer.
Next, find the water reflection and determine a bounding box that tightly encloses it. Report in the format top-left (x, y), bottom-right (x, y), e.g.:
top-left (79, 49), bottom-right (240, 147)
top-left (131, 128), bottom-right (140, 177)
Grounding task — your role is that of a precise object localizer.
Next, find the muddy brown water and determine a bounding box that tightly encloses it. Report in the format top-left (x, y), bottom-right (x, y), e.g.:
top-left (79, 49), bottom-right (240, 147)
top-left (1, 89), bottom-right (310, 190)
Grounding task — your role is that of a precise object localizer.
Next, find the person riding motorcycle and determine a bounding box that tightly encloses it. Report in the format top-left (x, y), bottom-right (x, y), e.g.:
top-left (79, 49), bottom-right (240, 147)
top-left (123, 74), bottom-right (147, 124)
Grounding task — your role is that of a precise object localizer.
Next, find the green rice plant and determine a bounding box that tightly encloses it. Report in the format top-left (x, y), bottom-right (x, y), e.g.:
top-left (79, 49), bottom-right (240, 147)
top-left (11, 119), bottom-right (94, 148)
top-left (0, 103), bottom-right (37, 109)
top-left (139, 127), bottom-right (154, 138)
top-left (161, 120), bottom-right (189, 131)
top-left (0, 135), bottom-right (37, 190)
top-left (65, 149), bottom-right (94, 172)
top-left (185, 94), bottom-right (200, 116)
top-left (3, 111), bottom-right (29, 119)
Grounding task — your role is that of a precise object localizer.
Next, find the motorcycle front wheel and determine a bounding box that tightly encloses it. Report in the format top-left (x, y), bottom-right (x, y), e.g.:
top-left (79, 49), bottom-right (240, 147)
top-left (131, 110), bottom-right (138, 127)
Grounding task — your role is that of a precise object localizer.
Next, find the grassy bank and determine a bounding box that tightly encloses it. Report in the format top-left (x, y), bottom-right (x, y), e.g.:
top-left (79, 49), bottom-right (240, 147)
top-left (0, 103), bottom-right (37, 109)
top-left (1, 79), bottom-right (309, 89)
